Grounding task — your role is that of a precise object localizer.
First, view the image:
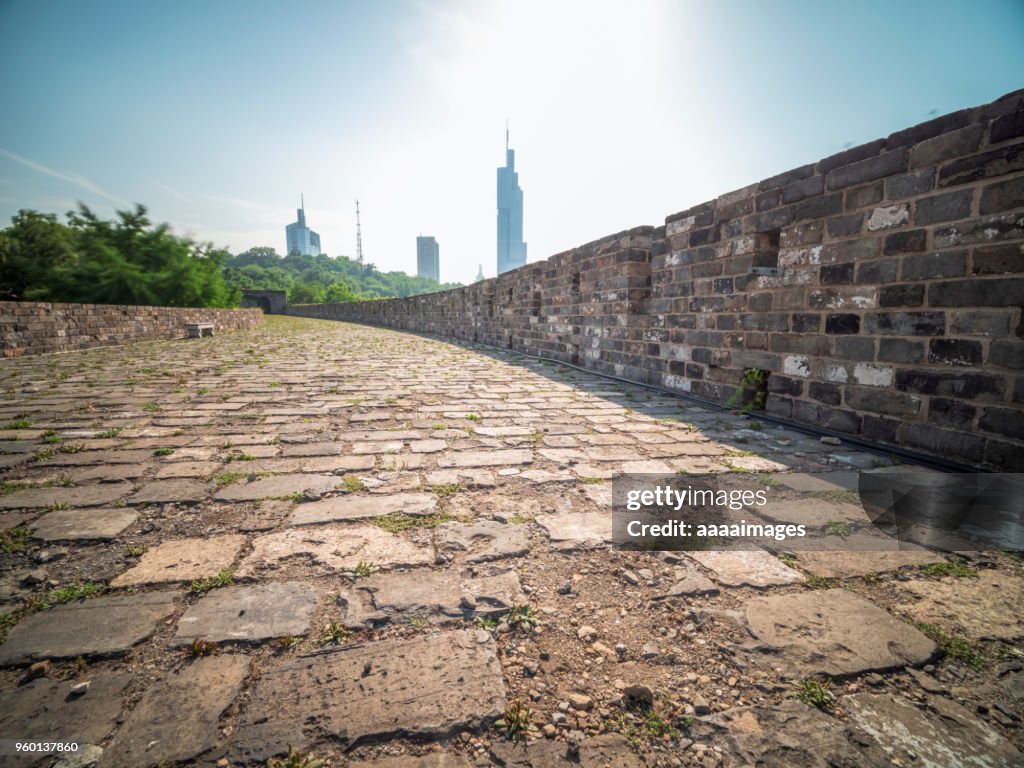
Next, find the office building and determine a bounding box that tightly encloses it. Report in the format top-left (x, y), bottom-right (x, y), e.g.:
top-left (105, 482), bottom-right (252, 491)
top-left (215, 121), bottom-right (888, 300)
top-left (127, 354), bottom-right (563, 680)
top-left (417, 235), bottom-right (440, 283)
top-left (286, 196), bottom-right (321, 256)
top-left (497, 129), bottom-right (527, 275)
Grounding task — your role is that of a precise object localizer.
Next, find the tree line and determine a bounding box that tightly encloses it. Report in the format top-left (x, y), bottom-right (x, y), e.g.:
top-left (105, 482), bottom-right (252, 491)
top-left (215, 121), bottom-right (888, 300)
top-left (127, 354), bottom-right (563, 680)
top-left (0, 205), bottom-right (461, 307)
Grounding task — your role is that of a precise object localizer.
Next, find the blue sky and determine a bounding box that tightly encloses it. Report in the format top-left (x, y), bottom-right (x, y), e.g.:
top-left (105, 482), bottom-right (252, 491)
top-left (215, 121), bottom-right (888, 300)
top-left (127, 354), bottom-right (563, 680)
top-left (1, 0), bottom-right (1021, 285)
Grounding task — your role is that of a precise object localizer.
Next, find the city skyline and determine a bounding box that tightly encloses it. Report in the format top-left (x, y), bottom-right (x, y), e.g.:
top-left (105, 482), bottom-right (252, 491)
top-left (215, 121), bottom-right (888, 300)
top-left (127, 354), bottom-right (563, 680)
top-left (1, 1), bottom-right (1022, 285)
top-left (416, 235), bottom-right (440, 283)
top-left (285, 196), bottom-right (321, 256)
top-left (496, 128), bottom-right (527, 275)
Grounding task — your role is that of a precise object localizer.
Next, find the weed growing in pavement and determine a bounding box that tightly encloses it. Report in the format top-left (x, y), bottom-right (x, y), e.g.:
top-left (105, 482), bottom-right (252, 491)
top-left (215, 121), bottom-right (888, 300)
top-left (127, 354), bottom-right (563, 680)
top-left (274, 635), bottom-right (303, 651)
top-left (803, 575), bottom-right (837, 590)
top-left (126, 544), bottom-right (147, 557)
top-left (211, 472), bottom-right (248, 489)
top-left (806, 489), bottom-right (859, 505)
top-left (509, 514), bottom-right (534, 524)
top-left (96, 427), bottom-right (123, 438)
top-left (502, 604), bottom-right (540, 633)
top-left (824, 520), bottom-right (852, 537)
top-left (916, 623), bottom-right (986, 668)
top-left (318, 620), bottom-right (351, 646)
top-left (918, 561), bottom-right (978, 578)
top-left (374, 511), bottom-right (454, 533)
top-left (41, 431), bottom-right (62, 444)
top-left (225, 451), bottom-right (256, 462)
top-left (0, 526), bottom-right (30, 553)
top-left (465, 413), bottom-right (481, 422)
top-left (4, 419), bottom-right (31, 429)
top-left (494, 700), bottom-right (536, 741)
top-left (140, 402), bottom-right (160, 412)
top-left (344, 561), bottom-right (378, 578)
top-left (189, 569), bottom-right (234, 596)
top-left (267, 746), bottom-right (324, 768)
top-left (48, 582), bottom-right (105, 604)
top-left (186, 639), bottom-right (218, 657)
top-left (430, 483), bottom-right (464, 497)
top-left (153, 447), bottom-right (175, 457)
top-left (792, 677), bottom-right (834, 709)
top-left (604, 705), bottom-right (687, 747)
top-left (342, 475), bottom-right (366, 493)
top-left (577, 476), bottom-right (607, 484)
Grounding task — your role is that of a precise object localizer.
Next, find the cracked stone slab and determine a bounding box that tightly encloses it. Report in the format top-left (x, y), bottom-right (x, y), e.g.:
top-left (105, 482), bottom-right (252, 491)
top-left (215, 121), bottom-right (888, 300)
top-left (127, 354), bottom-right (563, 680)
top-left (894, 569), bottom-right (1024, 641)
top-left (291, 492), bottom-right (437, 525)
top-left (213, 473), bottom-right (341, 501)
top-left (29, 507), bottom-right (137, 542)
top-left (110, 534), bottom-right (247, 586)
top-left (410, 439), bottom-right (447, 453)
top-left (688, 550), bottom-right (805, 587)
top-left (795, 550), bottom-right (944, 578)
top-left (425, 469), bottom-right (496, 488)
top-left (0, 591), bottom-right (178, 665)
top-left (155, 461), bottom-right (223, 479)
top-left (232, 630), bottom-right (506, 760)
top-left (128, 478), bottom-right (210, 505)
top-left (0, 673), bottom-right (131, 764)
top-left (435, 519), bottom-right (531, 562)
top-left (173, 582), bottom-right (319, 645)
top-left (0, 482), bottom-right (133, 509)
top-left (845, 693), bottom-right (1022, 768)
top-left (356, 757), bottom-right (474, 768)
top-left (101, 655), bottom-right (250, 768)
top-left (663, 565), bottom-right (719, 597)
top-left (438, 449), bottom-right (533, 468)
top-left (536, 511), bottom-right (612, 550)
top-left (235, 524), bottom-right (433, 577)
top-left (744, 588), bottom-right (936, 676)
top-left (281, 441), bottom-right (344, 457)
top-left (340, 569), bottom-right (525, 627)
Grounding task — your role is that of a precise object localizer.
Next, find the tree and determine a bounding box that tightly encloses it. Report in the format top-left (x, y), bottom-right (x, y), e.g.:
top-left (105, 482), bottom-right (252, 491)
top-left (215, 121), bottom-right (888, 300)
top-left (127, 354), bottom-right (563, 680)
top-left (0, 210), bottom-right (75, 300)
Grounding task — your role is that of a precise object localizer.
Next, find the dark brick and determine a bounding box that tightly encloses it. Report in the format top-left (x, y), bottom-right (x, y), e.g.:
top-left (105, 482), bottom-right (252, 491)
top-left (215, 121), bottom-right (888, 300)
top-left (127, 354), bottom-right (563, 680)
top-left (844, 386), bottom-right (921, 416)
top-left (1015, 376), bottom-right (1024, 404)
top-left (834, 336), bottom-right (876, 360)
top-left (883, 229), bottom-right (927, 255)
top-left (748, 293), bottom-right (773, 312)
top-left (739, 313), bottom-right (789, 332)
top-left (688, 227), bottom-right (720, 247)
top-left (929, 338), bottom-right (982, 366)
top-left (864, 312), bottom-right (945, 336)
top-left (712, 277), bottom-right (733, 294)
top-left (885, 169), bottom-right (935, 200)
top-left (934, 214), bottom-right (1024, 248)
top-left (856, 259), bottom-right (899, 284)
top-left (879, 284), bottom-right (924, 308)
top-left (820, 262), bottom-right (854, 285)
top-left (792, 401), bottom-right (861, 434)
top-left (929, 278), bottom-right (1024, 307)
top-left (718, 195), bottom-right (754, 221)
top-left (765, 395), bottom-right (793, 419)
top-left (685, 363), bottom-right (704, 379)
top-left (716, 314), bottom-right (738, 330)
top-left (769, 334), bottom-right (830, 355)
top-left (826, 149), bottom-right (908, 191)
top-left (937, 143), bottom-right (1024, 187)
top-left (990, 109), bottom-right (1024, 143)
top-left (886, 109), bottom-right (970, 148)
top-left (896, 369), bottom-right (1005, 399)
top-left (792, 313), bottom-right (821, 333)
top-left (914, 189), bottom-right (973, 225)
top-left (927, 398), bottom-right (976, 430)
top-left (755, 189), bottom-right (782, 212)
top-left (979, 176), bottom-right (1024, 215)
top-left (767, 375), bottom-right (802, 397)
top-left (758, 164), bottom-right (816, 192)
top-left (691, 348), bottom-right (712, 364)
top-left (900, 250), bottom-right (966, 280)
top-left (949, 310), bottom-right (1011, 337)
top-left (794, 194), bottom-right (842, 221)
top-left (809, 381), bottom-right (842, 405)
top-left (818, 140), bottom-right (887, 176)
top-left (878, 338), bottom-right (924, 363)
top-left (908, 123), bottom-right (983, 169)
top-left (745, 207), bottom-right (796, 234)
top-left (665, 204), bottom-right (714, 226)
top-left (825, 314), bottom-right (860, 334)
top-left (781, 175), bottom-right (825, 204)
top-left (826, 213), bottom-right (864, 238)
top-left (990, 340), bottom-right (1024, 369)
top-left (845, 182), bottom-right (884, 210)
top-left (984, 438), bottom-right (1024, 471)
top-left (862, 415), bottom-right (899, 443)
top-left (978, 406), bottom-right (1024, 440)
top-left (972, 243), bottom-right (1024, 275)
top-left (902, 424), bottom-right (986, 462)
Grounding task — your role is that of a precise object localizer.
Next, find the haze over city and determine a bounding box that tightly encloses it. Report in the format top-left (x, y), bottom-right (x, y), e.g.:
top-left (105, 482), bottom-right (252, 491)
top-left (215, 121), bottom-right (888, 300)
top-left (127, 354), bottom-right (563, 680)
top-left (1, 0), bottom-right (1022, 285)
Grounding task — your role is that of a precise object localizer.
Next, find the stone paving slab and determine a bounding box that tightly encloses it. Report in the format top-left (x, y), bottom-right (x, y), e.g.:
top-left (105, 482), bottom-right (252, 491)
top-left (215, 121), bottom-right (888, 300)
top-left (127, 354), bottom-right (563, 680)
top-left (795, 550), bottom-right (945, 578)
top-left (340, 569), bottom-right (525, 627)
top-left (173, 582), bottom-right (319, 645)
top-left (0, 673), bottom-right (131, 768)
top-left (232, 630), bottom-right (506, 760)
top-left (744, 588), bottom-right (936, 676)
top-left (894, 569), bottom-right (1024, 641)
top-left (128, 477), bottom-right (210, 505)
top-left (111, 534), bottom-right (247, 586)
top-left (291, 492), bottom-right (437, 525)
top-left (845, 693), bottom-right (1022, 768)
top-left (438, 449), bottom-right (533, 468)
top-left (0, 591), bottom-right (178, 665)
top-left (213, 473), bottom-right (342, 501)
top-left (688, 550), bottom-right (805, 588)
top-left (235, 524), bottom-right (434, 577)
top-left (101, 655), bottom-right (250, 768)
top-left (29, 507), bottom-right (137, 542)
top-left (535, 511), bottom-right (613, 549)
top-left (435, 519), bottom-right (531, 562)
top-left (0, 482), bottom-right (133, 509)
top-left (155, 461), bottom-right (223, 479)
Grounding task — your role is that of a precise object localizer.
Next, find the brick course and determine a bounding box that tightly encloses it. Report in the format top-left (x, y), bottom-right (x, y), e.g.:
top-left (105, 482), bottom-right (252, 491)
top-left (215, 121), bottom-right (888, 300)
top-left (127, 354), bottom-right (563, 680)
top-left (287, 89), bottom-right (1024, 470)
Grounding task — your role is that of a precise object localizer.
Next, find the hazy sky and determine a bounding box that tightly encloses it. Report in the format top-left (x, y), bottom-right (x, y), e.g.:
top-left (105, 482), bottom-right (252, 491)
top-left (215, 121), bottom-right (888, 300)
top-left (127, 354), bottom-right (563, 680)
top-left (1, 1), bottom-right (1022, 285)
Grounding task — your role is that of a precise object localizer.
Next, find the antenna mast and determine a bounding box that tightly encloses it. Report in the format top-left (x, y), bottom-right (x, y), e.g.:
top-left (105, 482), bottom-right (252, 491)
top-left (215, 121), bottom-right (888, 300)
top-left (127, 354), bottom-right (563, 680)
top-left (355, 199), bottom-right (364, 266)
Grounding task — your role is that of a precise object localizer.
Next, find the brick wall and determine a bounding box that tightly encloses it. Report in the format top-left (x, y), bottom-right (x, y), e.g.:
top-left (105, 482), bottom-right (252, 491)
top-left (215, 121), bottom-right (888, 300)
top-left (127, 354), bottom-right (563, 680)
top-left (288, 89), bottom-right (1024, 470)
top-left (0, 302), bottom-right (264, 357)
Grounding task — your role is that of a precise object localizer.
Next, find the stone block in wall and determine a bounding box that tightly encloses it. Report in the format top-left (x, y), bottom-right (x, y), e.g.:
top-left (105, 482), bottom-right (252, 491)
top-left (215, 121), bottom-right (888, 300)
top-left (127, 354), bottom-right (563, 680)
top-left (863, 312), bottom-right (945, 336)
top-left (879, 284), bottom-right (924, 308)
top-left (833, 337), bottom-right (875, 361)
top-left (985, 438), bottom-right (1024, 471)
top-left (990, 110), bottom-right (1024, 143)
top-left (878, 338), bottom-right (925, 364)
top-left (972, 243), bottom-right (1023, 275)
top-left (826, 149), bottom-right (908, 191)
top-left (883, 229), bottom-right (927, 255)
top-left (845, 182), bottom-right (884, 210)
top-left (900, 250), bottom-right (967, 280)
top-left (902, 424), bottom-right (985, 463)
top-left (914, 189), bottom-right (974, 225)
top-left (908, 123), bottom-right (983, 169)
top-left (989, 340), bottom-right (1024, 369)
top-left (827, 213), bottom-right (864, 238)
top-left (979, 176), bottom-right (1024, 215)
top-left (938, 143), bottom-right (1024, 187)
top-left (929, 277), bottom-right (1024, 307)
top-left (948, 310), bottom-right (1013, 337)
top-left (852, 363), bottom-right (893, 387)
top-left (844, 386), bottom-right (922, 417)
top-left (895, 369), bottom-right (1005, 400)
top-left (928, 398), bottom-right (977, 430)
top-left (792, 401), bottom-right (862, 433)
top-left (934, 213), bottom-right (1024, 248)
top-left (885, 169), bottom-right (935, 200)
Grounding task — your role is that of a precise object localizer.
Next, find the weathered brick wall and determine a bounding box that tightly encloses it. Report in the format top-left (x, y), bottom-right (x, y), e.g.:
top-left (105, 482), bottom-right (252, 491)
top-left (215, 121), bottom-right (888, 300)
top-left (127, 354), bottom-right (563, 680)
top-left (0, 302), bottom-right (264, 357)
top-left (288, 89), bottom-right (1024, 469)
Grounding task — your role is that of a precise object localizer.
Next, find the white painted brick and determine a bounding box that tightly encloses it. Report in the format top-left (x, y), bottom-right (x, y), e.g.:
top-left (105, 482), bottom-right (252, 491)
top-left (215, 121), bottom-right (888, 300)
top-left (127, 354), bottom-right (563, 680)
top-left (821, 364), bottom-right (849, 383)
top-left (662, 374), bottom-right (692, 392)
top-left (867, 204), bottom-right (910, 231)
top-left (853, 363), bottom-right (893, 387)
top-left (783, 355), bottom-right (811, 377)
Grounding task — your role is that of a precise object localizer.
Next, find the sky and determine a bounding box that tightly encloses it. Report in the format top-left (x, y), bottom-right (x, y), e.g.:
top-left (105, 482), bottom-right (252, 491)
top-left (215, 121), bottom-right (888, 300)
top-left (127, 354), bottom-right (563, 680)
top-left (1, 1), bottom-right (1022, 286)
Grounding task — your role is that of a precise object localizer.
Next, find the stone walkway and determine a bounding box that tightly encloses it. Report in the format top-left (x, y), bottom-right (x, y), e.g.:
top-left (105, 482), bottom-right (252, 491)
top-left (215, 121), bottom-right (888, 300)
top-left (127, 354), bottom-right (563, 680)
top-left (0, 316), bottom-right (1020, 767)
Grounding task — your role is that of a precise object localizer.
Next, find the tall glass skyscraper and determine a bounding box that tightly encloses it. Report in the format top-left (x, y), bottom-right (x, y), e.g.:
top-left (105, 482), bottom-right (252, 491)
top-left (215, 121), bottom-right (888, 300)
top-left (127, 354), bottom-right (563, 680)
top-left (416, 235), bottom-right (440, 282)
top-left (496, 129), bottom-right (526, 275)
top-left (285, 196), bottom-right (321, 256)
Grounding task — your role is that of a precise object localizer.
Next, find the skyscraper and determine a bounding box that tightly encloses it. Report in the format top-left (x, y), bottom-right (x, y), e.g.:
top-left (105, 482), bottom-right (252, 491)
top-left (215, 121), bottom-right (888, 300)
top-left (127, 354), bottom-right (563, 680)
top-left (286, 195), bottom-right (321, 256)
top-left (497, 128), bottom-right (527, 275)
top-left (416, 236), bottom-right (440, 283)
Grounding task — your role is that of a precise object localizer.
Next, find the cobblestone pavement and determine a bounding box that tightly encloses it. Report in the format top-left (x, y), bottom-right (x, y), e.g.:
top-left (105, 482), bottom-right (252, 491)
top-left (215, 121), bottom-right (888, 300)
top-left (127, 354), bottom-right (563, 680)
top-left (0, 316), bottom-right (1021, 768)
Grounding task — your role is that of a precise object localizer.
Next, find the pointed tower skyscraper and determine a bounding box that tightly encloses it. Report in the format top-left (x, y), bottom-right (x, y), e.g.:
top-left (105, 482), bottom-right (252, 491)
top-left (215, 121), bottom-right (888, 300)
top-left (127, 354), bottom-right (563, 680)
top-left (496, 125), bottom-right (527, 275)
